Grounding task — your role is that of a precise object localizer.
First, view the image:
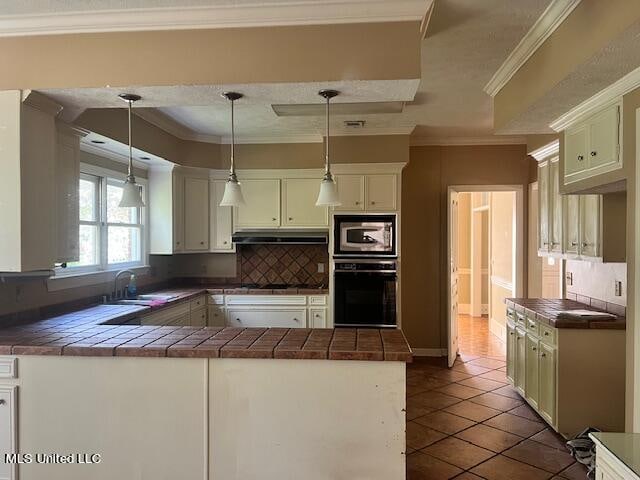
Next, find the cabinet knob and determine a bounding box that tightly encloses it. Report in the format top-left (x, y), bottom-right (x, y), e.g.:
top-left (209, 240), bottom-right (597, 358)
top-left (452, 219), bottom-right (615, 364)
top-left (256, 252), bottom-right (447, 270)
top-left (200, 241), bottom-right (204, 245)
top-left (582, 242), bottom-right (589, 248)
top-left (0, 399), bottom-right (5, 405)
top-left (577, 155), bottom-right (584, 161)
top-left (176, 241), bottom-right (180, 245)
top-left (371, 201), bottom-right (376, 205)
top-left (355, 201), bottom-right (361, 205)
top-left (223, 241), bottom-right (228, 245)
top-left (541, 352), bottom-right (547, 358)
top-left (590, 151), bottom-right (597, 157)
top-left (544, 331), bottom-right (549, 336)
top-left (571, 242), bottom-right (578, 246)
top-left (509, 332), bottom-right (514, 336)
top-left (532, 346), bottom-right (537, 351)
top-left (236, 318), bottom-right (241, 322)
top-left (293, 318), bottom-right (299, 322)
top-left (272, 218), bottom-right (277, 221)
top-left (289, 217), bottom-right (293, 221)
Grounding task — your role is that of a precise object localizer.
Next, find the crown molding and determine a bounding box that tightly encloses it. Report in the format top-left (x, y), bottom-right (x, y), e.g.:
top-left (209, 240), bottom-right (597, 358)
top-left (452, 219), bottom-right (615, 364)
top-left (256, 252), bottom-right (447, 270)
top-left (549, 65), bottom-right (640, 131)
top-left (484, 0), bottom-right (581, 97)
top-left (0, 0), bottom-right (429, 37)
top-left (410, 135), bottom-right (527, 146)
top-left (528, 140), bottom-right (559, 161)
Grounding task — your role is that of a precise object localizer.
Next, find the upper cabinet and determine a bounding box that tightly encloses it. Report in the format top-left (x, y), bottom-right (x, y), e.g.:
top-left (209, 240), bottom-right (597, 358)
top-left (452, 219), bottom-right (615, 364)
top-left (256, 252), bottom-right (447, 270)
top-left (183, 177), bottom-right (210, 251)
top-left (211, 180), bottom-right (234, 251)
top-left (282, 178), bottom-right (328, 227)
top-left (563, 102), bottom-right (621, 187)
top-left (334, 173), bottom-right (398, 212)
top-left (234, 179), bottom-right (281, 229)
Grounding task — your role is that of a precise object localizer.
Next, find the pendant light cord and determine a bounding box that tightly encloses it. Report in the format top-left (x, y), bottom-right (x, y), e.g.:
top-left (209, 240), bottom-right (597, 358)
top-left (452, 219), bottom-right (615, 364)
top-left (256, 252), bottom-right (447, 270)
top-left (325, 95), bottom-right (330, 176)
top-left (230, 97), bottom-right (235, 178)
top-left (127, 99), bottom-right (133, 179)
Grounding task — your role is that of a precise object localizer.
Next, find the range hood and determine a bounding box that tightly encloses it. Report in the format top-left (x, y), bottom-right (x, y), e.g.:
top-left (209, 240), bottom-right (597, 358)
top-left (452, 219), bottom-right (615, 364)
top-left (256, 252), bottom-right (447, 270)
top-left (232, 230), bottom-right (328, 245)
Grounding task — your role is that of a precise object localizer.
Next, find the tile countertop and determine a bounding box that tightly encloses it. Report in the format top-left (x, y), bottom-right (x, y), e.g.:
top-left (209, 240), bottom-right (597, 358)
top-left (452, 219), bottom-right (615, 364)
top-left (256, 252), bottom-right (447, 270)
top-left (590, 432), bottom-right (640, 478)
top-left (505, 298), bottom-right (626, 330)
top-left (0, 287), bottom-right (411, 362)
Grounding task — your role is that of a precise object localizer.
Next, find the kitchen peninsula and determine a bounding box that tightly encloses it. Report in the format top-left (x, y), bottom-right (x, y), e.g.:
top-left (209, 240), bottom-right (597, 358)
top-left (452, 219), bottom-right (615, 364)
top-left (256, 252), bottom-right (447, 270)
top-left (0, 289), bottom-right (411, 480)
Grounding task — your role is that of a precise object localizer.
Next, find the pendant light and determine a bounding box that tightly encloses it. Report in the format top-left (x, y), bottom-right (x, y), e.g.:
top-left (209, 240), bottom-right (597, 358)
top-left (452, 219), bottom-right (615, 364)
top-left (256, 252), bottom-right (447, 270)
top-left (315, 89), bottom-right (341, 207)
top-left (219, 92), bottom-right (246, 207)
top-left (118, 93), bottom-right (145, 208)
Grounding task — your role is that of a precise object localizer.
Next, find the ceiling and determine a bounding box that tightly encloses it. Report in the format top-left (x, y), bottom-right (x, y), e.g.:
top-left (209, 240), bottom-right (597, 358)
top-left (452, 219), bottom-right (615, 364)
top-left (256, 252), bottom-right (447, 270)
top-left (36, 0), bottom-right (553, 144)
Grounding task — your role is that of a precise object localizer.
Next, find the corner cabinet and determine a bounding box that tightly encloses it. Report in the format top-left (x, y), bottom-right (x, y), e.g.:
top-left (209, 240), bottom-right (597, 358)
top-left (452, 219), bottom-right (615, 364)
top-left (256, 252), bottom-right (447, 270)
top-left (563, 102), bottom-right (621, 186)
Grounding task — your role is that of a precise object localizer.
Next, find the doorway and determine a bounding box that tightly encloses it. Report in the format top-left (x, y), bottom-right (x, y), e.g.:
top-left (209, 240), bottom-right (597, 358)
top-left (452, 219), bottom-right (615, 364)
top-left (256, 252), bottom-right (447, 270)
top-left (447, 186), bottom-right (524, 367)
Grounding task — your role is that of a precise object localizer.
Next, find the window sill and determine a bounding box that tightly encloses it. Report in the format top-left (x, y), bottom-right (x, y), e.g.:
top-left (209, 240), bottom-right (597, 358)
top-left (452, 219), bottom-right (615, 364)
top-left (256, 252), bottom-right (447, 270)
top-left (46, 265), bottom-right (151, 292)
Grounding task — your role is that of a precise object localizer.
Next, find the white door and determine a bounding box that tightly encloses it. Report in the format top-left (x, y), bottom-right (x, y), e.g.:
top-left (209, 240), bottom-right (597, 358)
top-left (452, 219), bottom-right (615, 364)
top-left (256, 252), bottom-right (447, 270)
top-left (448, 191), bottom-right (459, 367)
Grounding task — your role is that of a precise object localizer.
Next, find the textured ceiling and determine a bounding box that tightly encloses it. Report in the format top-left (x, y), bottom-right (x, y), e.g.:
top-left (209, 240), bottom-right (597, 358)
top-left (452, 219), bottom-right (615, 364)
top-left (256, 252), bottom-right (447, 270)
top-left (39, 0), bottom-right (552, 142)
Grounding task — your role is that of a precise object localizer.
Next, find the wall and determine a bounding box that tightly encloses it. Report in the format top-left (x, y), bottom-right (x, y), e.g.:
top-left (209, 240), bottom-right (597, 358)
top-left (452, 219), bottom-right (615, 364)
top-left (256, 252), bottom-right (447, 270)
top-left (566, 261), bottom-right (627, 307)
top-left (401, 144), bottom-right (534, 350)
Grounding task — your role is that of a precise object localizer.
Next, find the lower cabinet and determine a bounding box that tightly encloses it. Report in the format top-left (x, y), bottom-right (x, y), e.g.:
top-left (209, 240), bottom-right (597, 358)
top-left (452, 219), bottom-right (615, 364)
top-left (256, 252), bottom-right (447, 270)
top-left (0, 385), bottom-right (17, 480)
top-left (506, 305), bottom-right (625, 437)
top-left (140, 296), bottom-right (208, 327)
top-left (190, 307), bottom-right (207, 327)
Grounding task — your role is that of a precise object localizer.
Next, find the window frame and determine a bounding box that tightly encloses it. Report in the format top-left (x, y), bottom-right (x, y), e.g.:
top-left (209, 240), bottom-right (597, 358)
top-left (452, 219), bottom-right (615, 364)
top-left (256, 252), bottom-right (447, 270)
top-left (59, 163), bottom-right (148, 276)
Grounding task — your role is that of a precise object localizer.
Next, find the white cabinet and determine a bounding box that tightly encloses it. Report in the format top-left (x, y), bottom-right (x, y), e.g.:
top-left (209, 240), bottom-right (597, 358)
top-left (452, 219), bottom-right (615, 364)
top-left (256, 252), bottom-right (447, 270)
top-left (234, 179), bottom-right (281, 228)
top-left (0, 385), bottom-right (17, 480)
top-left (191, 307), bottom-right (207, 327)
top-left (580, 194), bottom-right (601, 259)
top-left (538, 161), bottom-right (550, 253)
top-left (55, 124), bottom-right (85, 263)
top-left (184, 177), bottom-right (210, 251)
top-left (538, 342), bottom-right (556, 426)
top-left (515, 327), bottom-right (526, 396)
top-left (208, 305), bottom-right (226, 327)
top-left (210, 180), bottom-right (234, 251)
top-left (334, 174), bottom-right (397, 212)
top-left (282, 178), bottom-right (328, 227)
top-left (173, 173), bottom-right (185, 252)
top-left (563, 194), bottom-right (580, 255)
top-left (309, 308), bottom-right (328, 328)
top-left (506, 320), bottom-right (516, 384)
top-left (563, 102), bottom-right (621, 185)
top-left (525, 334), bottom-right (539, 409)
top-left (334, 175), bottom-right (365, 211)
top-left (538, 158), bottom-right (562, 254)
top-left (366, 174), bottom-right (397, 211)
top-left (140, 302), bottom-right (191, 326)
top-left (227, 308), bottom-right (307, 328)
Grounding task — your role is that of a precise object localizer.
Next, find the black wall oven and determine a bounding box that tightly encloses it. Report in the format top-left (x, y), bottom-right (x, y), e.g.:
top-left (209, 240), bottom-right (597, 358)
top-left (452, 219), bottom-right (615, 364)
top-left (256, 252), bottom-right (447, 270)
top-left (334, 260), bottom-right (397, 328)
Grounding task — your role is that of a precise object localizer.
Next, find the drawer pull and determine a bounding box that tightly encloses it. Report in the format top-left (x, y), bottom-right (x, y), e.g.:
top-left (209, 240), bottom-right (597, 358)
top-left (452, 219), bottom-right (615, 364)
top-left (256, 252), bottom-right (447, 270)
top-left (293, 318), bottom-right (299, 322)
top-left (289, 217), bottom-right (293, 221)
top-left (509, 332), bottom-right (514, 336)
top-left (571, 242), bottom-right (578, 246)
top-left (544, 331), bottom-right (550, 336)
top-left (371, 201), bottom-right (376, 205)
top-left (355, 201), bottom-right (361, 205)
top-left (532, 347), bottom-right (537, 352)
top-left (590, 151), bottom-right (597, 157)
top-left (541, 352), bottom-right (547, 358)
top-left (0, 399), bottom-right (5, 406)
top-left (577, 155), bottom-right (584, 161)
top-left (272, 218), bottom-right (277, 221)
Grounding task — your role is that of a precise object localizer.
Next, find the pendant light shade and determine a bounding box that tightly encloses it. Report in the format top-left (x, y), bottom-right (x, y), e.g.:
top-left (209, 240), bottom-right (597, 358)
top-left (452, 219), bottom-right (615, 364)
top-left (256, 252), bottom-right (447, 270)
top-left (219, 92), bottom-right (245, 207)
top-left (118, 93), bottom-right (145, 208)
top-left (316, 89), bottom-right (341, 207)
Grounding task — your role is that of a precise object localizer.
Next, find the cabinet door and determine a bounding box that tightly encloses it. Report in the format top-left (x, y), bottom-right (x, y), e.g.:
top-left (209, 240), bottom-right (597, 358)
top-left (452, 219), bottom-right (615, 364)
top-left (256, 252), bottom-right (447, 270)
top-left (0, 386), bottom-right (16, 480)
top-left (282, 178), bottom-right (328, 227)
top-left (173, 174), bottom-right (184, 252)
top-left (366, 174), bottom-right (397, 211)
top-left (333, 175), bottom-right (365, 211)
top-left (580, 194), bottom-right (601, 258)
top-left (564, 124), bottom-right (589, 177)
top-left (234, 179), bottom-right (281, 228)
top-left (515, 328), bottom-right (526, 396)
top-left (564, 195), bottom-right (580, 255)
top-left (190, 307), bottom-right (207, 327)
top-left (538, 161), bottom-right (550, 252)
top-left (538, 343), bottom-right (556, 426)
top-left (226, 308), bottom-right (307, 328)
top-left (55, 129), bottom-right (80, 262)
top-left (549, 159), bottom-right (563, 254)
top-left (588, 104), bottom-right (620, 171)
top-left (183, 177), bottom-right (210, 251)
top-left (208, 306), bottom-right (226, 327)
top-left (506, 322), bottom-right (516, 384)
top-left (309, 308), bottom-right (327, 328)
top-left (211, 180), bottom-right (234, 251)
top-left (525, 335), bottom-right (540, 409)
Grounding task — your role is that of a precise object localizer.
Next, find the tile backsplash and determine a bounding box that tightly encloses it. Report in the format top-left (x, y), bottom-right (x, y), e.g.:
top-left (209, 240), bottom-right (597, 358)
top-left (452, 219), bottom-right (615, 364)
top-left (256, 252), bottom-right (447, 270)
top-left (565, 260), bottom-right (627, 307)
top-left (239, 244), bottom-right (328, 287)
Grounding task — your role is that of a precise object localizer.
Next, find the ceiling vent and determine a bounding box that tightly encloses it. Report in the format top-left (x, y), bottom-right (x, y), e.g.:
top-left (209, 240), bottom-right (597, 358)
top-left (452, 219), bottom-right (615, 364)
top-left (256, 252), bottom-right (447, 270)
top-left (344, 120), bottom-right (366, 128)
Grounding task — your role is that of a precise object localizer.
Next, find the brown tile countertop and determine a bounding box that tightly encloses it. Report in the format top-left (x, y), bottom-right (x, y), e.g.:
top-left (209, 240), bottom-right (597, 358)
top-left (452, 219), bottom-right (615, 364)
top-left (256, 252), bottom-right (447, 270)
top-left (505, 298), bottom-right (626, 330)
top-left (0, 289), bottom-right (411, 361)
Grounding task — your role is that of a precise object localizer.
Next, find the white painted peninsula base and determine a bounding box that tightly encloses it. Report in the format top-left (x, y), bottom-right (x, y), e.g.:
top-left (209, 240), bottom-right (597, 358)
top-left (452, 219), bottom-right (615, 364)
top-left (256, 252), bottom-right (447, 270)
top-left (7, 356), bottom-right (406, 480)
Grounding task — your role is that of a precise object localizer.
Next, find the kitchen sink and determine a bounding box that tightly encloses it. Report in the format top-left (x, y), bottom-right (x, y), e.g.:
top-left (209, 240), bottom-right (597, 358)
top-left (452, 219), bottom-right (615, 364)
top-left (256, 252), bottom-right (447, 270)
top-left (110, 294), bottom-right (177, 306)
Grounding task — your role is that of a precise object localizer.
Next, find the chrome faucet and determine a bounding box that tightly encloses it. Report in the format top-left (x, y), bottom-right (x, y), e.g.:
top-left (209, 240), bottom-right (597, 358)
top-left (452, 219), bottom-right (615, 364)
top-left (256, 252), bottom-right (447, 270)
top-left (112, 269), bottom-right (135, 300)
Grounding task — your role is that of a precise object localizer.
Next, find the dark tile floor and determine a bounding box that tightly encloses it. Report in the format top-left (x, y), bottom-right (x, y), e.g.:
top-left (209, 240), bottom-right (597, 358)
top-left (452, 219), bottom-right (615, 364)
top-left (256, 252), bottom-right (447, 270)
top-left (406, 316), bottom-right (588, 480)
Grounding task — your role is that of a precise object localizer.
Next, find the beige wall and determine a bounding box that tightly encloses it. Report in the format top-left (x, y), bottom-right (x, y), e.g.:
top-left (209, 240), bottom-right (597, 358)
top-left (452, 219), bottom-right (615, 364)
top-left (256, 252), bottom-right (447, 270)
top-left (0, 22), bottom-right (420, 90)
top-left (401, 144), bottom-right (534, 350)
top-left (566, 261), bottom-right (626, 306)
top-left (495, 0), bottom-right (640, 131)
top-left (489, 191), bottom-right (515, 332)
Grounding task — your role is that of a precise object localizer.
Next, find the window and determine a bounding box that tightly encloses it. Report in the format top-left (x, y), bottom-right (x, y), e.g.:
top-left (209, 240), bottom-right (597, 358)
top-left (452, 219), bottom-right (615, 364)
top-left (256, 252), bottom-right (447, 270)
top-left (66, 166), bottom-right (146, 273)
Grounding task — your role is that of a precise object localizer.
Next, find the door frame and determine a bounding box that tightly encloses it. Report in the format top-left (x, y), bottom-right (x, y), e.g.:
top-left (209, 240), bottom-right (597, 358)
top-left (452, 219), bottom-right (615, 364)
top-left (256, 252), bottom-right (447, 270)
top-left (447, 185), bottom-right (525, 364)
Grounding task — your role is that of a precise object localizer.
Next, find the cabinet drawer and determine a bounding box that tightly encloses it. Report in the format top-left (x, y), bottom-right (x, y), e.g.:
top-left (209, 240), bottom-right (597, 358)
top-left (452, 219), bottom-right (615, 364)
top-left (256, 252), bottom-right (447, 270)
top-left (190, 296), bottom-right (206, 310)
top-left (207, 294), bottom-right (225, 305)
top-left (506, 308), bottom-right (516, 323)
top-left (539, 323), bottom-right (557, 346)
top-left (309, 308), bottom-right (327, 328)
top-left (225, 295), bottom-right (307, 306)
top-left (0, 357), bottom-right (17, 379)
top-left (227, 308), bottom-right (307, 328)
top-left (515, 312), bottom-right (526, 328)
top-left (309, 295), bottom-right (327, 306)
top-left (141, 302), bottom-right (190, 325)
top-left (525, 316), bottom-right (539, 337)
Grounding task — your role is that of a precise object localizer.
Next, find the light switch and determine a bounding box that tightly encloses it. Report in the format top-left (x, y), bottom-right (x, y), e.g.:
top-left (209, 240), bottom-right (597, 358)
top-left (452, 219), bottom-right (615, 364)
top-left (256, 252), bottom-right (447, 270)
top-left (615, 281), bottom-right (623, 297)
top-left (565, 272), bottom-right (573, 286)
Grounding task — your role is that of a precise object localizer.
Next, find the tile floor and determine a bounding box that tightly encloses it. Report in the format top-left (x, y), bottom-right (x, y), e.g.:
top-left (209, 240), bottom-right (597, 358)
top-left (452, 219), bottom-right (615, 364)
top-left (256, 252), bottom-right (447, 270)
top-left (406, 315), bottom-right (588, 480)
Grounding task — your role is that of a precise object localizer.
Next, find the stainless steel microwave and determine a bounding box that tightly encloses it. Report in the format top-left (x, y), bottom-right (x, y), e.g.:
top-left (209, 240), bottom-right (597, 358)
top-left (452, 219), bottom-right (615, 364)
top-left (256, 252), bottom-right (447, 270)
top-left (333, 214), bottom-right (396, 257)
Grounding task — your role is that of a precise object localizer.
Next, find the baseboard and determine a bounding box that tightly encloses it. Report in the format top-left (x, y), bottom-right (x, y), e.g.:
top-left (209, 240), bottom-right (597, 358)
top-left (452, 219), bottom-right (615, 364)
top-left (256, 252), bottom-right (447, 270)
top-left (412, 348), bottom-right (447, 357)
top-left (489, 317), bottom-right (506, 342)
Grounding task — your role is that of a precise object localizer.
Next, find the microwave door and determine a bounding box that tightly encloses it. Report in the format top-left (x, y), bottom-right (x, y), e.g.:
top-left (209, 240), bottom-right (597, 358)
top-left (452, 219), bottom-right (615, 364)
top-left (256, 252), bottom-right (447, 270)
top-left (345, 228), bottom-right (382, 244)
